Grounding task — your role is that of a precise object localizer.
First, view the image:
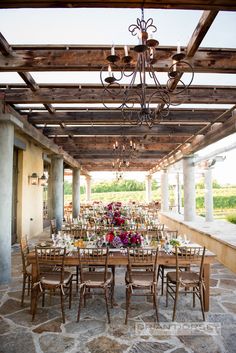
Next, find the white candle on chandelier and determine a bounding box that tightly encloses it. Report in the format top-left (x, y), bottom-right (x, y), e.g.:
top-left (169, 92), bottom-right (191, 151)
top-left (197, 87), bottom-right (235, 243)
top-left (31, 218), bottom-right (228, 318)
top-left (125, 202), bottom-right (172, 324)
top-left (133, 143), bottom-right (136, 150)
top-left (124, 45), bottom-right (128, 56)
top-left (115, 140), bottom-right (118, 148)
top-left (177, 41), bottom-right (181, 54)
top-left (113, 143), bottom-right (116, 150)
top-left (111, 45), bottom-right (115, 55)
top-left (138, 31), bottom-right (142, 44)
top-left (173, 59), bottom-right (177, 71)
top-left (108, 64), bottom-right (112, 77)
top-left (130, 140), bottom-right (133, 148)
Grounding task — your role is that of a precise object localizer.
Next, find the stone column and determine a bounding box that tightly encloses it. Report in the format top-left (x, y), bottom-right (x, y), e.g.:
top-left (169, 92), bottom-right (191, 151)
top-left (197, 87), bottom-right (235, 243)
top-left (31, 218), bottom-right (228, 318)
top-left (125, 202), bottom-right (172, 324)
top-left (161, 169), bottom-right (169, 212)
top-left (72, 167), bottom-right (80, 218)
top-left (0, 115), bottom-right (20, 283)
top-left (183, 156), bottom-right (196, 221)
top-left (145, 175), bottom-right (152, 203)
top-left (175, 172), bottom-right (182, 214)
top-left (47, 163), bottom-right (53, 220)
top-left (85, 175), bottom-right (92, 202)
top-left (51, 155), bottom-right (64, 231)
top-left (204, 167), bottom-right (214, 222)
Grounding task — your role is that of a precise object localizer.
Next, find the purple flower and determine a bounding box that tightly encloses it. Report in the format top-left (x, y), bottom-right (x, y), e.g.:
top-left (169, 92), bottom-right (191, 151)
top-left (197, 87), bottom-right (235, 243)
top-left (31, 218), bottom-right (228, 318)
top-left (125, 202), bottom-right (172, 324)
top-left (112, 236), bottom-right (123, 248)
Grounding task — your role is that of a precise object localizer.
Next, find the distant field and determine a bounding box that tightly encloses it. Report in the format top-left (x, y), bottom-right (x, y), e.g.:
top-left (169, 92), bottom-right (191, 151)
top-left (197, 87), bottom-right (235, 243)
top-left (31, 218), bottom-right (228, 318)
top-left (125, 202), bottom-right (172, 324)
top-left (64, 190), bottom-right (148, 203)
top-left (65, 187), bottom-right (236, 203)
top-left (64, 188), bottom-right (236, 220)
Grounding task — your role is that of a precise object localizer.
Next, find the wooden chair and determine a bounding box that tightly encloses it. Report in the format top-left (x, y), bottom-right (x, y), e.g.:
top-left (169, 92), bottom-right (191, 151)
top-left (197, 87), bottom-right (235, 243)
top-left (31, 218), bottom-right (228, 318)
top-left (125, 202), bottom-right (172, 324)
top-left (166, 246), bottom-right (206, 321)
top-left (32, 246), bottom-right (73, 323)
top-left (20, 235), bottom-right (32, 306)
top-left (155, 223), bottom-right (165, 240)
top-left (77, 247), bottom-right (114, 323)
top-left (50, 219), bottom-right (57, 235)
top-left (125, 247), bottom-right (159, 324)
top-left (157, 229), bottom-right (180, 295)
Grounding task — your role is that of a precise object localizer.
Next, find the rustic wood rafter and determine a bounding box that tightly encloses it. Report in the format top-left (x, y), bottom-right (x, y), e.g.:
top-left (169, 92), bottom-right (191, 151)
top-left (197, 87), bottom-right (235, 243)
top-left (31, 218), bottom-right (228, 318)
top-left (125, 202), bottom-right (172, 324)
top-left (0, 4), bottom-right (235, 172)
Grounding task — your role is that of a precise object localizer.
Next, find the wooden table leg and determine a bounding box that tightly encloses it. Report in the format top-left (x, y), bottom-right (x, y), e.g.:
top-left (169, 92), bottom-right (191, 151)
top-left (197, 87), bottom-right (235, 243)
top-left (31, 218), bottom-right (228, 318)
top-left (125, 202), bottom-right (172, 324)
top-left (203, 263), bottom-right (210, 312)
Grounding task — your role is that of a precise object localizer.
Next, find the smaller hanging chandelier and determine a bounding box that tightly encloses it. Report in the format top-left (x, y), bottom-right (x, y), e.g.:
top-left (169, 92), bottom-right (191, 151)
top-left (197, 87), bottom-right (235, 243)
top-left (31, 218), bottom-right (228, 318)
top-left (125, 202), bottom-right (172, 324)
top-left (100, 9), bottom-right (194, 128)
top-left (112, 136), bottom-right (137, 170)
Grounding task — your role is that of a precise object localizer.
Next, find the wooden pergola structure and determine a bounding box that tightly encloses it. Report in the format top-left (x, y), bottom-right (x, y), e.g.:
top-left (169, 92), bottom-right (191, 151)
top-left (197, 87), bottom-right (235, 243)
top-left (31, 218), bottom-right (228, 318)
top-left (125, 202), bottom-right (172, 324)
top-left (0, 1), bottom-right (236, 174)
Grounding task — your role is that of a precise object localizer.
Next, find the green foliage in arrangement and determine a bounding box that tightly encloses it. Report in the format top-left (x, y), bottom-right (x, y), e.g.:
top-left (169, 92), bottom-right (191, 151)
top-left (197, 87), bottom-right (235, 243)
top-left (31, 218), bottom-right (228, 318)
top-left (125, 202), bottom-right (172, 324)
top-left (226, 214), bottom-right (236, 224)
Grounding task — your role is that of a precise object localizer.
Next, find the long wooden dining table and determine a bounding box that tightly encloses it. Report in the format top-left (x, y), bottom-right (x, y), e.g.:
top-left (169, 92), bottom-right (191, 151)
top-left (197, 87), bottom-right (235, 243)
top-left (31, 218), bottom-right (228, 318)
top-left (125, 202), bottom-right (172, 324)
top-left (27, 247), bottom-right (216, 313)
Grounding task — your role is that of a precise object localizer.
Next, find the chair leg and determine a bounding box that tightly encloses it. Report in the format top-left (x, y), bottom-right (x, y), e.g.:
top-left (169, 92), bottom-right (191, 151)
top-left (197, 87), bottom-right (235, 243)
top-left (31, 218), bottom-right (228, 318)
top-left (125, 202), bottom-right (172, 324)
top-left (153, 286), bottom-right (159, 322)
top-left (60, 289), bottom-right (65, 324)
top-left (77, 286), bottom-right (84, 322)
top-left (69, 281), bottom-right (72, 309)
top-left (27, 275), bottom-right (31, 296)
top-left (161, 266), bottom-right (165, 295)
top-left (104, 287), bottom-right (111, 324)
top-left (32, 288), bottom-right (39, 321)
top-left (110, 283), bottom-right (114, 308)
top-left (199, 284), bottom-right (205, 321)
top-left (157, 265), bottom-right (161, 289)
top-left (42, 290), bottom-right (45, 307)
top-left (166, 277), bottom-right (169, 307)
top-left (111, 266), bottom-right (115, 305)
top-left (21, 274), bottom-right (27, 306)
top-left (172, 283), bottom-right (180, 321)
top-left (193, 286), bottom-right (196, 307)
top-left (125, 287), bottom-right (131, 325)
top-left (76, 266), bottom-right (79, 292)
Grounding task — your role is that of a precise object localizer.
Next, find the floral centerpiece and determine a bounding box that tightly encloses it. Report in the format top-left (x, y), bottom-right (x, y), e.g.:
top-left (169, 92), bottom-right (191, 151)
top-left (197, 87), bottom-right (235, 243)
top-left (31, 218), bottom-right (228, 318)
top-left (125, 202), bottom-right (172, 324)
top-left (106, 230), bottom-right (143, 248)
top-left (102, 202), bottom-right (127, 227)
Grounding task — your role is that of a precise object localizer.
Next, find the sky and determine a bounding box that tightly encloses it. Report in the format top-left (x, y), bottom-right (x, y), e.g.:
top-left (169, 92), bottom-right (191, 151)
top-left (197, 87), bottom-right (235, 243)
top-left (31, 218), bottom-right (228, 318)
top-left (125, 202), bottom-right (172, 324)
top-left (0, 8), bottom-right (236, 185)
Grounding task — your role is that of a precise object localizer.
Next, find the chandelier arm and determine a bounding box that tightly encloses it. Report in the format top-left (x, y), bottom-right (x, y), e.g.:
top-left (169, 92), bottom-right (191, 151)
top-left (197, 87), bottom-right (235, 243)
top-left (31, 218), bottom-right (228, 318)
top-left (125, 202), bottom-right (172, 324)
top-left (167, 60), bottom-right (194, 94)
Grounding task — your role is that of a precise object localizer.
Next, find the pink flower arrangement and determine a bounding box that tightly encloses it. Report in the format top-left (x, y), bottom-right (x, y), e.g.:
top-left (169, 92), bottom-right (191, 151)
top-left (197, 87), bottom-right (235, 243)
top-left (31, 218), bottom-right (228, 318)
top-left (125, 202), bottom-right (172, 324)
top-left (104, 202), bottom-right (126, 227)
top-left (106, 230), bottom-right (142, 248)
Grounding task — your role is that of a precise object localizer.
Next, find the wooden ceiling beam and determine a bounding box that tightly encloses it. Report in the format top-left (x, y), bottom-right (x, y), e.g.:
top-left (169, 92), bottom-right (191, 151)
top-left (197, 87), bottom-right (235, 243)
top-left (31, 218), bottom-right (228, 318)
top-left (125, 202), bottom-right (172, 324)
top-left (186, 11), bottom-right (218, 57)
top-left (0, 32), bottom-right (13, 56)
top-left (0, 1), bottom-right (236, 11)
top-left (39, 135), bottom-right (187, 143)
top-left (72, 151), bottom-right (165, 159)
top-left (4, 86), bottom-right (236, 104)
top-left (0, 34), bottom-right (56, 117)
top-left (150, 107), bottom-right (236, 173)
top-left (0, 47), bottom-right (236, 73)
top-left (167, 10), bottom-right (218, 93)
top-left (17, 72), bottom-right (39, 91)
top-left (27, 109), bottom-right (225, 125)
top-left (42, 124), bottom-right (202, 136)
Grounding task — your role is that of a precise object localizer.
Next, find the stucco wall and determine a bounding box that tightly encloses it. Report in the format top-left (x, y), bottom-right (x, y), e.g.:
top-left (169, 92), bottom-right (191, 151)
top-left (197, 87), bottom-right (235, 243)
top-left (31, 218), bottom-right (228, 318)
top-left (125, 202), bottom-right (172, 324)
top-left (16, 134), bottom-right (44, 240)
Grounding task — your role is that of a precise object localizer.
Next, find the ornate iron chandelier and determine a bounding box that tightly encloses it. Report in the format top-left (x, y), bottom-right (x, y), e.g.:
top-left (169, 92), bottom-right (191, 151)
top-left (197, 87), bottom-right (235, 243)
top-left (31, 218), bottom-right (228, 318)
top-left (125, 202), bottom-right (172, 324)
top-left (100, 9), bottom-right (194, 128)
top-left (112, 135), bottom-right (137, 170)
